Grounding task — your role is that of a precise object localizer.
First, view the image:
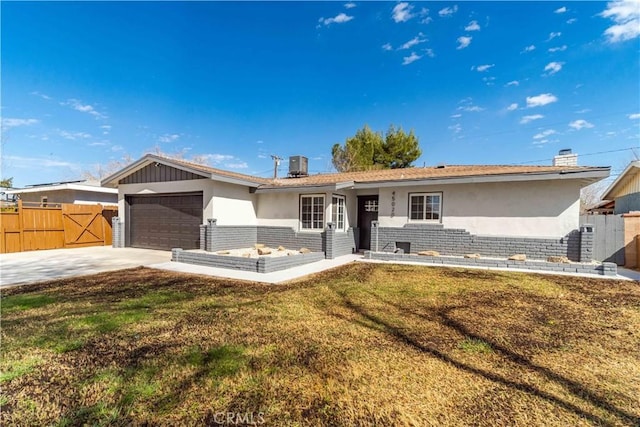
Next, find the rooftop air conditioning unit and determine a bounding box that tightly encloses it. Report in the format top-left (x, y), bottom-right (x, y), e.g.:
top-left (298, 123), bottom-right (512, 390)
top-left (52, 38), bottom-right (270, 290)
top-left (288, 156), bottom-right (308, 177)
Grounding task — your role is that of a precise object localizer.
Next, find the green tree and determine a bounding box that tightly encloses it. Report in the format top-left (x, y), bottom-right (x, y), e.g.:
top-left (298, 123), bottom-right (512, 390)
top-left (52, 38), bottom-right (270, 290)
top-left (331, 124), bottom-right (422, 172)
top-left (0, 177), bottom-right (13, 188)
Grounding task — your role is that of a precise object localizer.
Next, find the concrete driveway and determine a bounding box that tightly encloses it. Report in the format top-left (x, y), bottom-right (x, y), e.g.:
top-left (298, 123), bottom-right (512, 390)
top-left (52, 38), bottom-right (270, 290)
top-left (0, 246), bottom-right (171, 287)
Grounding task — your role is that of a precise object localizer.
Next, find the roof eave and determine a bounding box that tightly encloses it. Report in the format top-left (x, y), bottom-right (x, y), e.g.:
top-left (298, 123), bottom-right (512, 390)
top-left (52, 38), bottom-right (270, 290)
top-left (101, 154), bottom-right (262, 188)
top-left (254, 184), bottom-right (342, 194)
top-left (602, 161), bottom-right (640, 200)
top-left (352, 168), bottom-right (611, 189)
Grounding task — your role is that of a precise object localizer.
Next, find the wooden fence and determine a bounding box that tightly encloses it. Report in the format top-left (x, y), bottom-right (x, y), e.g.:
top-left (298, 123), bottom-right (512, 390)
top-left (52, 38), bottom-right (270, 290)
top-left (0, 200), bottom-right (118, 254)
top-left (579, 213), bottom-right (640, 267)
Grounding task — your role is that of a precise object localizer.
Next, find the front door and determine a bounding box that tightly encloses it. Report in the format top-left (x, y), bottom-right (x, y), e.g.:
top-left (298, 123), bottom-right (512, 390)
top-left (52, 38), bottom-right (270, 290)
top-left (357, 195), bottom-right (379, 250)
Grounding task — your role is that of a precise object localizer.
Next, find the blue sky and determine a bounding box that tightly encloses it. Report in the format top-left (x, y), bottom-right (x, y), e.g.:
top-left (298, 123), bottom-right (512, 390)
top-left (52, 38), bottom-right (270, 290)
top-left (1, 1), bottom-right (639, 187)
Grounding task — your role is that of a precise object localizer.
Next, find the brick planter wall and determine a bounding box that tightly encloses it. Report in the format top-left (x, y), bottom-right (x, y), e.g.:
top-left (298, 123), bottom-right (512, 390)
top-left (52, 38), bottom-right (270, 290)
top-left (370, 223), bottom-right (592, 262)
top-left (172, 248), bottom-right (325, 273)
top-left (365, 251), bottom-right (617, 277)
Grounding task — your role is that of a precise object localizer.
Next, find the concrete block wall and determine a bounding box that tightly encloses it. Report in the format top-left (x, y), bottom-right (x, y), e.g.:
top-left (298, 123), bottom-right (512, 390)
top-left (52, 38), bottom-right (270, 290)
top-left (112, 217), bottom-right (124, 248)
top-left (372, 223), bottom-right (587, 262)
top-left (326, 224), bottom-right (357, 259)
top-left (205, 220), bottom-right (258, 252)
top-left (172, 248), bottom-right (325, 273)
top-left (365, 251), bottom-right (617, 277)
top-left (256, 226), bottom-right (325, 253)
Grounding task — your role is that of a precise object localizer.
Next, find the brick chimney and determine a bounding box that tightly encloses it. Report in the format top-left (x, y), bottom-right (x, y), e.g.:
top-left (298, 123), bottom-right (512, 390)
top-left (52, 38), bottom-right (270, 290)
top-left (553, 149), bottom-right (578, 166)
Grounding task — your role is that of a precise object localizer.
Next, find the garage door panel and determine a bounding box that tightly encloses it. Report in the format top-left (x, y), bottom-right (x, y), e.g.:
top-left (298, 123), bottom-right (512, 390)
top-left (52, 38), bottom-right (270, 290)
top-left (128, 193), bottom-right (203, 250)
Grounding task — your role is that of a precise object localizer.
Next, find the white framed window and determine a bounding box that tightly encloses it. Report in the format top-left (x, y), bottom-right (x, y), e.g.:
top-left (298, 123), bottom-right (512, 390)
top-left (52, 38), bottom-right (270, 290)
top-left (409, 193), bottom-right (441, 221)
top-left (300, 195), bottom-right (325, 230)
top-left (332, 195), bottom-right (346, 231)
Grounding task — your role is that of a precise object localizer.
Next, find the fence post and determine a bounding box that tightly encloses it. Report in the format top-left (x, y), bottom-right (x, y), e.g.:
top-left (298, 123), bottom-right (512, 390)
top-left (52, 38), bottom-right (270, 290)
top-left (17, 199), bottom-right (24, 253)
top-left (579, 224), bottom-right (594, 263)
top-left (372, 220), bottom-right (379, 252)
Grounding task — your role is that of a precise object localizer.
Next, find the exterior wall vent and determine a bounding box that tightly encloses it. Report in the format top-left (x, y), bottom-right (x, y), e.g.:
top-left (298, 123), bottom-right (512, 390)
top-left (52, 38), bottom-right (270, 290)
top-left (288, 156), bottom-right (308, 177)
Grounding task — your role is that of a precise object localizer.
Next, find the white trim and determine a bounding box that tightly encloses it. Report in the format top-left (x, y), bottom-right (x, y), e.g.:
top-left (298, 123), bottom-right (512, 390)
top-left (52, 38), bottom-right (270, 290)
top-left (408, 192), bottom-right (442, 222)
top-left (300, 194), bottom-right (325, 231)
top-left (331, 194), bottom-right (346, 231)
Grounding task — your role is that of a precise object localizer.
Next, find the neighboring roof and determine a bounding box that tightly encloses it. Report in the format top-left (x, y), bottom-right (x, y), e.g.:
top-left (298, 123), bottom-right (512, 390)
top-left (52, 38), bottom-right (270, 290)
top-left (101, 154), bottom-right (268, 188)
top-left (102, 154), bottom-right (610, 192)
top-left (6, 181), bottom-right (117, 195)
top-left (586, 199), bottom-right (615, 212)
top-left (602, 160), bottom-right (640, 200)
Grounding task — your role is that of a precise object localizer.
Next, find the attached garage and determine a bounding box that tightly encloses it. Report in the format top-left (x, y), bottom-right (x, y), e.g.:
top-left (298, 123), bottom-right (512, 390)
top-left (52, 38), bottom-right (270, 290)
top-left (126, 192), bottom-right (203, 250)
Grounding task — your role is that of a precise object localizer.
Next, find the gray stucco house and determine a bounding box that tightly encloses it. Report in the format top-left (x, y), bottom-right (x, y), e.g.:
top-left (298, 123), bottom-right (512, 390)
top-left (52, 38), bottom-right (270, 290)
top-left (102, 153), bottom-right (610, 263)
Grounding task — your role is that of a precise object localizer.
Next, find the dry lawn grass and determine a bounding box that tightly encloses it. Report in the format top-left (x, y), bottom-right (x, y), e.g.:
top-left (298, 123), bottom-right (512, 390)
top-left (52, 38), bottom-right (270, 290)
top-left (1, 264), bottom-right (639, 426)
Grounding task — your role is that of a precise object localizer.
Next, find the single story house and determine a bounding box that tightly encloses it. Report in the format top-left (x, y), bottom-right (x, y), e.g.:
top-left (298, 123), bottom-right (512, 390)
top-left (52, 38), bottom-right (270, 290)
top-left (6, 180), bottom-right (118, 206)
top-left (601, 160), bottom-right (640, 214)
top-left (102, 152), bottom-right (610, 263)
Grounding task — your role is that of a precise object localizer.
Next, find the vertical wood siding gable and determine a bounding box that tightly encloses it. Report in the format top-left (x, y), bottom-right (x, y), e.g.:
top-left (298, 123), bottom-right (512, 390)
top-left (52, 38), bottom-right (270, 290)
top-left (119, 164), bottom-right (208, 184)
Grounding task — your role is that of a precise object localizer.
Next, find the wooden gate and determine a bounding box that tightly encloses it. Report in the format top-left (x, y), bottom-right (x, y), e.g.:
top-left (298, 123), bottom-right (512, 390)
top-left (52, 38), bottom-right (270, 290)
top-left (580, 214), bottom-right (624, 265)
top-left (0, 200), bottom-right (118, 253)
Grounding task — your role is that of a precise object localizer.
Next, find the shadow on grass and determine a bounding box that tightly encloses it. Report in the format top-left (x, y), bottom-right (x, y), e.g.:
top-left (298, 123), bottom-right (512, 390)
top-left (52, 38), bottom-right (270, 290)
top-left (328, 288), bottom-right (640, 426)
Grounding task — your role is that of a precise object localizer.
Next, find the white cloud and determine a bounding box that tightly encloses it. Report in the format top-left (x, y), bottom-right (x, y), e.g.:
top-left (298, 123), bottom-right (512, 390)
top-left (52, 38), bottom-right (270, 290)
top-left (438, 5), bottom-right (458, 17)
top-left (59, 130), bottom-right (91, 140)
top-left (258, 154), bottom-right (267, 159)
top-left (1, 118), bottom-right (39, 130)
top-left (399, 33), bottom-right (426, 50)
top-left (544, 61), bottom-right (564, 75)
top-left (382, 43), bottom-right (393, 51)
top-left (569, 119), bottom-right (594, 130)
top-left (402, 52), bottom-right (422, 65)
top-left (450, 113), bottom-right (462, 118)
top-left (547, 31), bottom-right (562, 41)
top-left (111, 145), bottom-right (124, 152)
top-left (533, 129), bottom-right (557, 139)
top-left (574, 108), bottom-right (591, 113)
top-left (465, 20), bottom-right (480, 31)
top-left (392, 2), bottom-right (414, 23)
top-left (520, 114), bottom-right (544, 124)
top-left (203, 154), bottom-right (234, 164)
top-left (344, 2), bottom-right (356, 9)
top-left (457, 36), bottom-right (472, 49)
top-left (526, 93), bottom-right (558, 108)
top-left (473, 64), bottom-right (495, 72)
top-left (225, 162), bottom-right (249, 169)
top-left (158, 133), bottom-right (180, 143)
top-left (448, 123), bottom-right (462, 134)
top-left (458, 105), bottom-right (484, 112)
top-left (62, 99), bottom-right (107, 119)
top-left (88, 142), bottom-right (107, 147)
top-left (100, 125), bottom-right (112, 130)
top-left (30, 91), bottom-right (52, 100)
top-left (5, 155), bottom-right (79, 169)
top-left (600, 0), bottom-right (640, 42)
top-left (523, 45), bottom-right (536, 52)
top-left (507, 103), bottom-right (518, 111)
top-left (320, 13), bottom-right (354, 26)
top-left (548, 45), bottom-right (568, 52)
top-left (566, 18), bottom-right (577, 24)
top-left (629, 113), bottom-right (640, 119)
top-left (506, 80), bottom-right (520, 86)
top-left (423, 48), bottom-right (435, 58)
top-left (418, 8), bottom-right (432, 24)
top-left (554, 6), bottom-right (567, 14)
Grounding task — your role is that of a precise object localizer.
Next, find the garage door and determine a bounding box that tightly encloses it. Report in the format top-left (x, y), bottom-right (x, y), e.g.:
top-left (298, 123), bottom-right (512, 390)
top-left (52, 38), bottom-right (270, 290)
top-left (127, 193), bottom-right (203, 250)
